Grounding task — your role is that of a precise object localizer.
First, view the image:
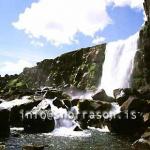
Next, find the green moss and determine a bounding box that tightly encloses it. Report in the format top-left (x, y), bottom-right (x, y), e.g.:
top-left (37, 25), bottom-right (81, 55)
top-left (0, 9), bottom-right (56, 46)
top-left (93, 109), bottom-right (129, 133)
top-left (8, 79), bottom-right (18, 87)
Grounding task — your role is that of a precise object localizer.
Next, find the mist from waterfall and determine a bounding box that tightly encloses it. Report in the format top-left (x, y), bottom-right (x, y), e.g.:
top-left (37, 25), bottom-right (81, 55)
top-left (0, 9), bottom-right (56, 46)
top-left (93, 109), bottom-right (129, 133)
top-left (98, 32), bottom-right (139, 97)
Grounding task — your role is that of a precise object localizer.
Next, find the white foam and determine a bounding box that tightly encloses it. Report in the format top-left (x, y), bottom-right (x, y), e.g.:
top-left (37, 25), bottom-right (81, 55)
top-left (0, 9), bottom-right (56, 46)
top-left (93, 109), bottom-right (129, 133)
top-left (88, 126), bottom-right (109, 132)
top-left (0, 96), bottom-right (31, 110)
top-left (10, 127), bottom-right (24, 131)
top-left (43, 127), bottom-right (91, 137)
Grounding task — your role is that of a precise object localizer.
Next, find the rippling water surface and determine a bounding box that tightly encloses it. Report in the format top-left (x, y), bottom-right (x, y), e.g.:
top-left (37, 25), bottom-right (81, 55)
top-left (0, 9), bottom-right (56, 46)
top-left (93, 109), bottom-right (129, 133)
top-left (0, 128), bottom-right (134, 150)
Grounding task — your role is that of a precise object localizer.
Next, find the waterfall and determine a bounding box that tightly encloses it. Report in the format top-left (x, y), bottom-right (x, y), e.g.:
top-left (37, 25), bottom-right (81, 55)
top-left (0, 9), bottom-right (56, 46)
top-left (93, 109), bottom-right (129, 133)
top-left (98, 33), bottom-right (139, 97)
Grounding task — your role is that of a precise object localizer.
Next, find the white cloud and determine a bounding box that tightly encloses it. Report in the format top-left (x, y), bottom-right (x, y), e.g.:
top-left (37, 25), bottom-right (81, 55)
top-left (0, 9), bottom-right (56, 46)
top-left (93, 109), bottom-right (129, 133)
top-left (92, 36), bottom-right (106, 45)
top-left (13, 0), bottom-right (112, 46)
top-left (13, 0), bottom-right (143, 46)
top-left (30, 40), bottom-right (44, 47)
top-left (0, 60), bottom-right (34, 76)
top-left (107, 0), bottom-right (144, 9)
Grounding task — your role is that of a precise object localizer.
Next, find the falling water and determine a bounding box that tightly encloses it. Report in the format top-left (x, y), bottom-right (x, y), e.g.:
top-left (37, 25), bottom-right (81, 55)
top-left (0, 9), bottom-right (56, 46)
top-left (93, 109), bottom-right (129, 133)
top-left (99, 33), bottom-right (139, 97)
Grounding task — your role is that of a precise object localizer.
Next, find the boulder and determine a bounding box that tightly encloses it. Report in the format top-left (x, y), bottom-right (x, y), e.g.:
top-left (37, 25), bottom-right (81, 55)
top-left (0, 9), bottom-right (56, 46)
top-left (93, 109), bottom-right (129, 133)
top-left (52, 99), bottom-right (66, 109)
top-left (10, 100), bottom-right (41, 127)
top-left (0, 99), bottom-right (4, 104)
top-left (113, 89), bottom-right (128, 105)
top-left (23, 99), bottom-right (55, 133)
top-left (77, 99), bottom-right (112, 129)
top-left (108, 91), bottom-right (150, 135)
top-left (143, 113), bottom-right (150, 126)
top-left (138, 87), bottom-right (150, 100)
top-left (132, 127), bottom-right (150, 150)
top-left (62, 99), bottom-right (72, 110)
top-left (74, 125), bottom-right (83, 131)
top-left (0, 108), bottom-right (10, 137)
top-left (34, 87), bottom-right (71, 101)
top-left (0, 144), bottom-right (5, 150)
top-left (22, 144), bottom-right (44, 150)
top-left (23, 114), bottom-right (55, 133)
top-left (113, 88), bottom-right (140, 106)
top-left (121, 96), bottom-right (150, 113)
top-left (107, 111), bottom-right (146, 135)
top-left (71, 99), bottom-right (79, 106)
top-left (92, 89), bottom-right (114, 102)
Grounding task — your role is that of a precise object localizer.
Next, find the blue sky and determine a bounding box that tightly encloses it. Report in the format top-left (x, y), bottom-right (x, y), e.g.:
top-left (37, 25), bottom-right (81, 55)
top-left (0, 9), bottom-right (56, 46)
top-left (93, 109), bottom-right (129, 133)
top-left (0, 0), bottom-right (144, 76)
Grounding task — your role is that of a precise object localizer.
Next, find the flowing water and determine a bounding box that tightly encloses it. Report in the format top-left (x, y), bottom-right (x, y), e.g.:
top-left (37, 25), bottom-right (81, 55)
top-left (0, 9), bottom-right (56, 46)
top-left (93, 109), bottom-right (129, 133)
top-left (99, 33), bottom-right (139, 97)
top-left (0, 128), bottom-right (134, 150)
top-left (0, 33), bottom-right (139, 149)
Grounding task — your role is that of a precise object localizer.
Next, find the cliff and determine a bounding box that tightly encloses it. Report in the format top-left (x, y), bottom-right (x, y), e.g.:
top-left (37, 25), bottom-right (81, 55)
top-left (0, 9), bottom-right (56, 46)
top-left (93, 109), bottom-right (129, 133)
top-left (131, 0), bottom-right (150, 90)
top-left (0, 44), bottom-right (105, 100)
top-left (21, 44), bottom-right (105, 90)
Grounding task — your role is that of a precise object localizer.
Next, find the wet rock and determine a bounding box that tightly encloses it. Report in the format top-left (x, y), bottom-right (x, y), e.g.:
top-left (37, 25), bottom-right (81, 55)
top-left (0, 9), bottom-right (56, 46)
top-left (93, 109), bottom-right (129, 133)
top-left (0, 144), bottom-right (5, 150)
top-left (132, 127), bottom-right (150, 150)
top-left (107, 111), bottom-right (146, 135)
top-left (113, 88), bottom-right (140, 106)
top-left (92, 89), bottom-right (114, 102)
top-left (0, 108), bottom-right (10, 137)
top-left (74, 125), bottom-right (83, 131)
top-left (78, 99), bottom-right (111, 112)
top-left (53, 99), bottom-right (66, 109)
top-left (113, 89), bottom-right (128, 105)
top-left (35, 88), bottom-right (71, 101)
top-left (22, 144), bottom-right (44, 150)
top-left (71, 99), bottom-right (79, 106)
top-left (143, 113), bottom-right (150, 126)
top-left (62, 99), bottom-right (72, 110)
top-left (20, 44), bottom-right (106, 91)
top-left (11, 132), bottom-right (21, 137)
top-left (131, 0), bottom-right (150, 90)
top-left (23, 100), bottom-right (55, 133)
top-left (10, 100), bottom-right (41, 127)
top-left (108, 87), bottom-right (150, 136)
top-left (138, 87), bottom-right (150, 100)
top-left (44, 89), bottom-right (62, 99)
top-left (78, 99), bottom-right (111, 129)
top-left (121, 96), bottom-right (150, 113)
top-left (0, 99), bottom-right (4, 104)
top-left (23, 113), bottom-right (55, 133)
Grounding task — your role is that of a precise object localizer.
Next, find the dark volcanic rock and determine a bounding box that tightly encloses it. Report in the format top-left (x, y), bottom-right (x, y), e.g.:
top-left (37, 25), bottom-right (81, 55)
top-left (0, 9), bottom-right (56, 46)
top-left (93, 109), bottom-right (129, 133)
top-left (113, 88), bottom-right (141, 106)
top-left (0, 108), bottom-right (10, 137)
top-left (19, 44), bottom-right (106, 91)
top-left (138, 86), bottom-right (150, 100)
top-left (121, 96), bottom-right (150, 113)
top-left (131, 0), bottom-right (150, 90)
top-left (107, 111), bottom-right (146, 135)
top-left (52, 99), bottom-right (66, 109)
top-left (0, 144), bottom-right (5, 150)
top-left (23, 99), bottom-right (55, 133)
top-left (10, 100), bottom-right (41, 127)
top-left (74, 125), bottom-right (83, 131)
top-left (77, 99), bottom-right (112, 129)
top-left (34, 87), bottom-right (71, 101)
top-left (22, 144), bottom-right (44, 150)
top-left (71, 99), bottom-right (80, 106)
top-left (92, 89), bottom-right (114, 102)
top-left (0, 74), bottom-right (34, 100)
top-left (44, 89), bottom-right (71, 100)
top-left (132, 127), bottom-right (150, 150)
top-left (108, 88), bottom-right (150, 136)
top-left (23, 114), bottom-right (55, 133)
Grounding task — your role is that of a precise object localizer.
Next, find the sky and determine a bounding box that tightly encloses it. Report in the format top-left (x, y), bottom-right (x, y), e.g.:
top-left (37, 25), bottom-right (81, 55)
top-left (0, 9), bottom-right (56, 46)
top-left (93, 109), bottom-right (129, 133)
top-left (0, 0), bottom-right (144, 76)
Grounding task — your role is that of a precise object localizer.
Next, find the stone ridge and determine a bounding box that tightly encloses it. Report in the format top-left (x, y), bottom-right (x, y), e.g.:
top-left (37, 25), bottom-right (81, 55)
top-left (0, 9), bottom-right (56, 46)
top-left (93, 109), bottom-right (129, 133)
top-left (0, 44), bottom-right (106, 100)
top-left (131, 0), bottom-right (150, 90)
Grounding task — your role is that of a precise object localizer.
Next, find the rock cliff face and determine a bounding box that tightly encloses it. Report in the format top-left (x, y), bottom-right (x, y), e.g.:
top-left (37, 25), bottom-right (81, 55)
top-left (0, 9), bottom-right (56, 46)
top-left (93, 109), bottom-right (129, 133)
top-left (0, 44), bottom-right (105, 99)
top-left (132, 0), bottom-right (150, 90)
top-left (20, 44), bottom-right (105, 91)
